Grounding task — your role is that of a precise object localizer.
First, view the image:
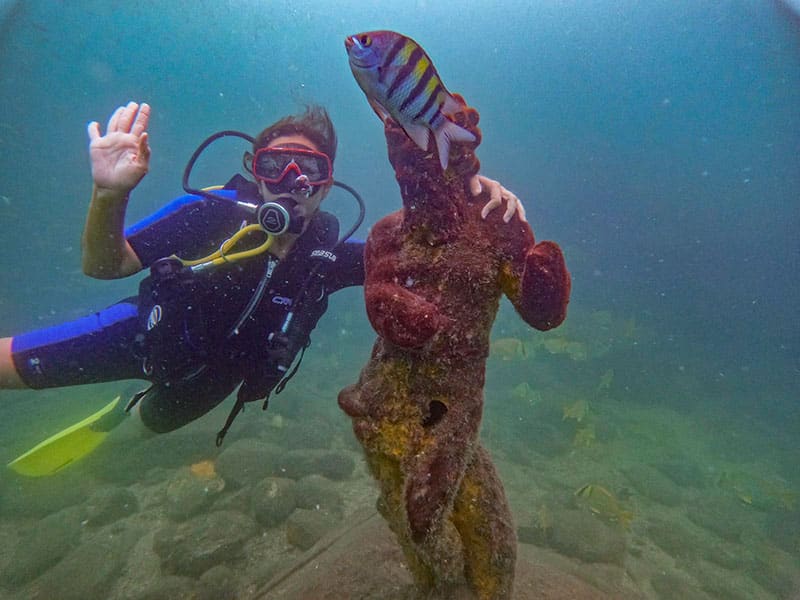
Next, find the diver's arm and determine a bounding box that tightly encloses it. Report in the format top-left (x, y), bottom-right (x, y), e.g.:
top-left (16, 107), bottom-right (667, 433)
top-left (325, 239), bottom-right (366, 293)
top-left (82, 101), bottom-right (150, 279)
top-left (0, 337), bottom-right (27, 389)
top-left (469, 175), bottom-right (527, 223)
top-left (81, 186), bottom-right (143, 278)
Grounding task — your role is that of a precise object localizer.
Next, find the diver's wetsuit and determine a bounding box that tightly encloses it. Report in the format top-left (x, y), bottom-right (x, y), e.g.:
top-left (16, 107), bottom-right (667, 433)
top-left (10, 176), bottom-right (364, 433)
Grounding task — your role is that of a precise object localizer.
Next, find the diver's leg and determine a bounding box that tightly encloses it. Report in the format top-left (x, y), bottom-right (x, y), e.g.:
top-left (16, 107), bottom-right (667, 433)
top-left (137, 365), bottom-right (241, 433)
top-left (3, 299), bottom-right (149, 439)
top-left (451, 445), bottom-right (516, 600)
top-left (0, 337), bottom-right (27, 388)
top-left (8, 299), bottom-right (144, 389)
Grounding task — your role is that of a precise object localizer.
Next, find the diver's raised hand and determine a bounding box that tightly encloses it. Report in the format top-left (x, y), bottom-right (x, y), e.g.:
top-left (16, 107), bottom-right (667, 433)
top-left (470, 175), bottom-right (527, 223)
top-left (82, 102), bottom-right (149, 279)
top-left (87, 101), bottom-right (151, 194)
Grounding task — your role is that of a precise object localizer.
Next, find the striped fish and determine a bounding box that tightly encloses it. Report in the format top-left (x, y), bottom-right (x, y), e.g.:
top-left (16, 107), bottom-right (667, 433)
top-left (345, 30), bottom-right (475, 170)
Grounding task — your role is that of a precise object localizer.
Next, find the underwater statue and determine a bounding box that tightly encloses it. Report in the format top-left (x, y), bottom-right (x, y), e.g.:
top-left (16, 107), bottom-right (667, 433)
top-left (339, 31), bottom-right (571, 599)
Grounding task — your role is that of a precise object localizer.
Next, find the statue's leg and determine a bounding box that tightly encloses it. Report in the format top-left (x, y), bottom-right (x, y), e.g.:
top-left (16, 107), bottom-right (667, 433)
top-left (450, 445), bottom-right (516, 600)
top-left (362, 450), bottom-right (439, 592)
top-left (341, 375), bottom-right (486, 593)
top-left (401, 410), bottom-right (477, 590)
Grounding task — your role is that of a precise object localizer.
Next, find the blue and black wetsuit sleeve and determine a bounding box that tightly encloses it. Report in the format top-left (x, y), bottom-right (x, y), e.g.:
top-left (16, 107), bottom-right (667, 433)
top-left (125, 179), bottom-right (257, 267)
top-left (326, 239), bottom-right (365, 293)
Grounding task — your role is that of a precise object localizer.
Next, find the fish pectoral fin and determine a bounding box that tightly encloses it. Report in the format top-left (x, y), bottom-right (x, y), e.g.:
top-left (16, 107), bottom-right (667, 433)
top-left (433, 118), bottom-right (476, 170)
top-left (402, 121), bottom-right (431, 153)
top-left (367, 98), bottom-right (392, 124)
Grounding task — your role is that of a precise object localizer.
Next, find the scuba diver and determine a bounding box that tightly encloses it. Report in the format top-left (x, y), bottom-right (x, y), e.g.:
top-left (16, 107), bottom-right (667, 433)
top-left (0, 101), bottom-right (524, 471)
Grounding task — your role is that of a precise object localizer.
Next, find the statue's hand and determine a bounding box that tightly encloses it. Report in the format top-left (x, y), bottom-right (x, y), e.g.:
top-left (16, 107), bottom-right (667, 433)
top-left (520, 241), bottom-right (571, 331)
top-left (447, 100), bottom-right (482, 179)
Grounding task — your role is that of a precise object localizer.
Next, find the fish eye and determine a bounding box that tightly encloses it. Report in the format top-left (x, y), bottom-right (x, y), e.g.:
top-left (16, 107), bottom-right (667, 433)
top-left (360, 34), bottom-right (371, 46)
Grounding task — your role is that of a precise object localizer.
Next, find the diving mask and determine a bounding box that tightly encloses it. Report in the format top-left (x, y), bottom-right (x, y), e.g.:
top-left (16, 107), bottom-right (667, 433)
top-left (253, 147), bottom-right (333, 196)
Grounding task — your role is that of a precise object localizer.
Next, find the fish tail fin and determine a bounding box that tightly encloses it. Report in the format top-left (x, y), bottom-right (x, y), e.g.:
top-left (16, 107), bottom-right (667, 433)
top-left (441, 92), bottom-right (467, 118)
top-left (433, 118), bottom-right (476, 170)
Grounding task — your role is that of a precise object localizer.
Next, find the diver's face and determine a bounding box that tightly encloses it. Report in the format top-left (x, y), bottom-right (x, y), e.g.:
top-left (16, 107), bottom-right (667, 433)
top-left (256, 134), bottom-right (331, 227)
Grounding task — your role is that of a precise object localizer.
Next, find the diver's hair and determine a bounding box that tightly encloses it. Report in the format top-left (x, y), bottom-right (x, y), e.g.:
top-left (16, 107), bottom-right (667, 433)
top-left (254, 105), bottom-right (337, 163)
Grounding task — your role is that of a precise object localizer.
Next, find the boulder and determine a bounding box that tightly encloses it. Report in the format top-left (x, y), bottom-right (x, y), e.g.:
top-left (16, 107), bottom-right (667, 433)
top-left (547, 509), bottom-right (627, 565)
top-left (84, 485), bottom-right (138, 527)
top-left (153, 510), bottom-right (256, 577)
top-left (251, 477), bottom-right (297, 528)
top-left (286, 508), bottom-right (338, 550)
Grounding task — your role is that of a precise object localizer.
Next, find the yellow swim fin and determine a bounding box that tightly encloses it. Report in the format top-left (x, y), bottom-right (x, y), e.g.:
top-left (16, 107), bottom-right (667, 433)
top-left (7, 396), bottom-right (125, 477)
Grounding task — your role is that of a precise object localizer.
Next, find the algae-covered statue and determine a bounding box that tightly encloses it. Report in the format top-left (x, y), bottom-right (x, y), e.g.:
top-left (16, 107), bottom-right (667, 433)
top-left (339, 30), bottom-right (571, 599)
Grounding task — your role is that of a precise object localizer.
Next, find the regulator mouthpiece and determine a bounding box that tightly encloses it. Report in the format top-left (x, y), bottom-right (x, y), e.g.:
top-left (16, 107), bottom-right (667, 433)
top-left (257, 197), bottom-right (305, 236)
top-left (290, 174), bottom-right (313, 197)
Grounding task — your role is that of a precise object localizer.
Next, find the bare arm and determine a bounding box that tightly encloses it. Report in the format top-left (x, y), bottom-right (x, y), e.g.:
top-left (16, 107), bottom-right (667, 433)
top-left (82, 185), bottom-right (142, 278)
top-left (81, 102), bottom-right (150, 279)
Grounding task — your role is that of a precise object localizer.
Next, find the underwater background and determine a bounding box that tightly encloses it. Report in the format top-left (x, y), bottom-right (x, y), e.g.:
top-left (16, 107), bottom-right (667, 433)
top-left (0, 1), bottom-right (798, 598)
